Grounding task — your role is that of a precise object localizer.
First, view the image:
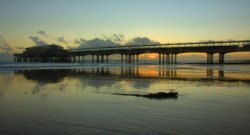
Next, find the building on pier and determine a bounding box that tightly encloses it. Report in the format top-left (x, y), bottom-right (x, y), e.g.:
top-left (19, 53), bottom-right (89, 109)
top-left (14, 44), bottom-right (69, 63)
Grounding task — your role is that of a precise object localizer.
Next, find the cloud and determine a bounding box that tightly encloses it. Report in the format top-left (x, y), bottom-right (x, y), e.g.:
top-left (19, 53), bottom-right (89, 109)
top-left (78, 38), bottom-right (120, 48)
top-left (111, 34), bottom-right (125, 43)
top-left (15, 46), bottom-right (25, 51)
top-left (37, 30), bottom-right (69, 45)
top-left (75, 34), bottom-right (125, 48)
top-left (115, 34), bottom-right (125, 42)
top-left (57, 36), bottom-right (68, 44)
top-left (37, 30), bottom-right (48, 37)
top-left (76, 35), bottom-right (159, 49)
top-left (0, 36), bottom-right (13, 53)
top-left (37, 30), bottom-right (68, 45)
top-left (0, 36), bottom-right (14, 62)
top-left (126, 37), bottom-right (159, 45)
top-left (74, 38), bottom-right (86, 44)
top-left (102, 34), bottom-right (125, 43)
top-left (29, 36), bottom-right (48, 46)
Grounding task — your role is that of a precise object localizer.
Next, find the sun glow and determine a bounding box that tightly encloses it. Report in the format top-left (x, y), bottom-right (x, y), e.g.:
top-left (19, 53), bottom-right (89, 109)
top-left (145, 53), bottom-right (158, 59)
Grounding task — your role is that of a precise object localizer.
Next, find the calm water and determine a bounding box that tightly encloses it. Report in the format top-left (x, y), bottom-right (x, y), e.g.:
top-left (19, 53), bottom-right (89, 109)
top-left (0, 64), bottom-right (250, 135)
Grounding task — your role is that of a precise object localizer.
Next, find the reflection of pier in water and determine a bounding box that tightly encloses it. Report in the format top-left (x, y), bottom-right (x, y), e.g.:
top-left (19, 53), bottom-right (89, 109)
top-left (15, 69), bottom-right (68, 83)
top-left (15, 66), bottom-right (250, 87)
top-left (206, 69), bottom-right (224, 79)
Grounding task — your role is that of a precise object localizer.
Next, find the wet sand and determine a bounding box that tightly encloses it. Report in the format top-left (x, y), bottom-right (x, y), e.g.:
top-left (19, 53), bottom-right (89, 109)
top-left (0, 64), bottom-right (250, 135)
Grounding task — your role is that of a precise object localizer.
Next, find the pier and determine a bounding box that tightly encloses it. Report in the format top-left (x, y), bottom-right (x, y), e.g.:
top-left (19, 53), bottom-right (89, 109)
top-left (14, 40), bottom-right (250, 64)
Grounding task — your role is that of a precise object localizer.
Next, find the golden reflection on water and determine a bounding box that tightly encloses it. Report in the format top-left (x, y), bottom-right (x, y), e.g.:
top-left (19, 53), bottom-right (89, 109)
top-left (0, 65), bottom-right (250, 98)
top-left (7, 65), bottom-right (250, 83)
top-left (1, 65), bottom-right (247, 89)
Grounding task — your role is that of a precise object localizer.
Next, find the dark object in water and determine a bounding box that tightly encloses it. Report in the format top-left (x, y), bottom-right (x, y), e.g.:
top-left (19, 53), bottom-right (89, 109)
top-left (112, 92), bottom-right (178, 99)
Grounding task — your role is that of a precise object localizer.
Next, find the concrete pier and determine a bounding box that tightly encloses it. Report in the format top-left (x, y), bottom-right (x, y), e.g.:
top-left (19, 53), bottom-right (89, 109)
top-left (14, 40), bottom-right (250, 64)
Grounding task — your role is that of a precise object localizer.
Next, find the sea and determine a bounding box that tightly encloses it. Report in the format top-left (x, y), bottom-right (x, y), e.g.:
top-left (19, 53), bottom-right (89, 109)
top-left (0, 63), bottom-right (250, 135)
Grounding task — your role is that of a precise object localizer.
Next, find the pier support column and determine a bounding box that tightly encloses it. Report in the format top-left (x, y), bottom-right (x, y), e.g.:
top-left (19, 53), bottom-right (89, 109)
top-left (159, 53), bottom-right (162, 64)
top-left (132, 54), bottom-right (135, 63)
top-left (162, 54), bottom-right (165, 64)
top-left (18, 56), bottom-right (21, 62)
top-left (121, 54), bottom-right (123, 63)
top-left (125, 54), bottom-right (128, 63)
top-left (207, 53), bottom-right (214, 64)
top-left (164, 54), bottom-right (167, 64)
top-left (131, 55), bottom-right (133, 63)
top-left (16, 56), bottom-right (18, 63)
top-left (134, 55), bottom-right (136, 63)
top-left (26, 57), bottom-right (29, 63)
top-left (21, 56), bottom-right (24, 62)
top-left (31, 57), bottom-right (34, 63)
top-left (219, 53), bottom-right (225, 64)
top-left (166, 54), bottom-right (170, 64)
top-left (174, 54), bottom-right (177, 64)
top-left (126, 55), bottom-right (128, 63)
top-left (67, 57), bottom-right (70, 63)
top-left (101, 55), bottom-right (104, 63)
top-left (77, 56), bottom-right (80, 63)
top-left (136, 54), bottom-right (139, 63)
top-left (106, 55), bottom-right (109, 63)
top-left (22, 56), bottom-right (25, 63)
top-left (126, 54), bottom-right (129, 63)
top-left (170, 54), bottom-right (173, 64)
top-left (24, 57), bottom-right (26, 62)
top-left (124, 54), bottom-right (126, 63)
top-left (132, 55), bottom-right (135, 63)
top-left (128, 54), bottom-right (132, 63)
top-left (74, 56), bottom-right (77, 63)
top-left (19, 56), bottom-right (21, 62)
top-left (14, 56), bottom-right (16, 63)
top-left (76, 56), bottom-right (78, 63)
top-left (82, 56), bottom-right (85, 63)
top-left (92, 55), bottom-right (94, 63)
top-left (70, 56), bottom-right (73, 63)
top-left (96, 55), bottom-right (100, 63)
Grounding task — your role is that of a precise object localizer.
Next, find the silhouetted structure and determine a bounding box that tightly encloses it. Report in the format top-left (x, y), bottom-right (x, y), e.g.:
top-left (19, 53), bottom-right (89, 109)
top-left (14, 40), bottom-right (250, 64)
top-left (14, 45), bottom-right (69, 62)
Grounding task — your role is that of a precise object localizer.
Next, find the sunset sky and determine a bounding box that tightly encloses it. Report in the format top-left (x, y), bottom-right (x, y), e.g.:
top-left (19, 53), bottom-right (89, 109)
top-left (0, 0), bottom-right (250, 62)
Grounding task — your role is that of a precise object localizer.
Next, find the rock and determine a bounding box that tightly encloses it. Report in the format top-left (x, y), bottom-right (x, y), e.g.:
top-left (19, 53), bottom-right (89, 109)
top-left (142, 92), bottom-right (178, 99)
top-left (112, 92), bottom-right (178, 99)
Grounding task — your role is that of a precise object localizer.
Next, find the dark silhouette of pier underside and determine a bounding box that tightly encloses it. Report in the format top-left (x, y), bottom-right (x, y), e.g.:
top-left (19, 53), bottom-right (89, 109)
top-left (14, 40), bottom-right (250, 64)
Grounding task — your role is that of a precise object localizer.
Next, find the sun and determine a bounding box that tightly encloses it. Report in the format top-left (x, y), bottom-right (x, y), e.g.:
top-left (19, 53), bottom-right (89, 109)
top-left (147, 53), bottom-right (158, 59)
